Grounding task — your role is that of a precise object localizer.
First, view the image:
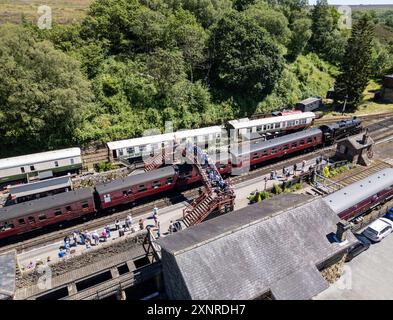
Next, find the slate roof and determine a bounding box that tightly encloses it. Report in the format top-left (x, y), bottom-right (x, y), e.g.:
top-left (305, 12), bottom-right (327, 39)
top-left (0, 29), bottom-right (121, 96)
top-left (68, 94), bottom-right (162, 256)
top-left (0, 188), bottom-right (93, 221)
top-left (0, 250), bottom-right (16, 300)
top-left (95, 166), bottom-right (176, 195)
top-left (159, 194), bottom-right (356, 300)
top-left (9, 176), bottom-right (72, 198)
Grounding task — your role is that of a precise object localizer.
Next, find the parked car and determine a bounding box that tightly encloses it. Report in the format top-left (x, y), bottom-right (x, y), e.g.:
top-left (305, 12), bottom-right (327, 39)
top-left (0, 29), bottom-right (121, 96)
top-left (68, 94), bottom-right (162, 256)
top-left (383, 208), bottom-right (393, 221)
top-left (346, 234), bottom-right (371, 262)
top-left (362, 218), bottom-right (393, 242)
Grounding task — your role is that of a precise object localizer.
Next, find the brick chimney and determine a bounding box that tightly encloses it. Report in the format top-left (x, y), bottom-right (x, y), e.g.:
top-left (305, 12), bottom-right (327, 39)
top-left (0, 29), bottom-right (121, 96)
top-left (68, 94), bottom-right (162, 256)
top-left (361, 128), bottom-right (369, 145)
top-left (336, 220), bottom-right (351, 242)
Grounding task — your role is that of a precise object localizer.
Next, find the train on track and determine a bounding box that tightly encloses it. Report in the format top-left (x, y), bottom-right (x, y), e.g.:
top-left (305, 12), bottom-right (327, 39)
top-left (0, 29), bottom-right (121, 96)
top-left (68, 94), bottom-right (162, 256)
top-left (0, 111), bottom-right (362, 186)
top-left (0, 117), bottom-right (364, 240)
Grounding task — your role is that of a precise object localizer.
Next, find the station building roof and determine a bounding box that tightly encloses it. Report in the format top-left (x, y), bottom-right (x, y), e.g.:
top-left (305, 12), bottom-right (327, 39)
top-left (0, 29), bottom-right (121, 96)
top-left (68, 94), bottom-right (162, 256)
top-left (158, 193), bottom-right (356, 300)
top-left (0, 250), bottom-right (16, 300)
top-left (8, 176), bottom-right (72, 199)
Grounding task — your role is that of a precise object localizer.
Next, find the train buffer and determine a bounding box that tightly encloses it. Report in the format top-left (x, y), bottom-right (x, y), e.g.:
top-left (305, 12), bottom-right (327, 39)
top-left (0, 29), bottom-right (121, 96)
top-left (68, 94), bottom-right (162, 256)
top-left (182, 143), bottom-right (235, 227)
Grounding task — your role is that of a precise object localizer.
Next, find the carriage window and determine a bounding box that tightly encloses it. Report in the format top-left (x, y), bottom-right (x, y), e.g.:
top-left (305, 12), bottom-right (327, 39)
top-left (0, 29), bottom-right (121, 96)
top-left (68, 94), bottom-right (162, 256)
top-left (82, 202), bottom-right (89, 209)
top-left (20, 167), bottom-right (25, 173)
top-left (152, 180), bottom-right (161, 188)
top-left (118, 149), bottom-right (124, 156)
top-left (307, 137), bottom-right (313, 143)
top-left (104, 194), bottom-right (111, 203)
top-left (300, 140), bottom-right (305, 145)
top-left (38, 214), bottom-right (47, 221)
top-left (30, 165), bottom-right (35, 171)
top-left (262, 150), bottom-right (268, 156)
top-left (291, 142), bottom-right (297, 148)
top-left (123, 190), bottom-right (128, 196)
top-left (70, 158), bottom-right (75, 165)
top-left (166, 177), bottom-right (173, 184)
top-left (275, 123), bottom-right (280, 129)
top-left (283, 145), bottom-right (289, 150)
top-left (139, 145), bottom-right (147, 152)
top-left (18, 218), bottom-right (26, 225)
top-left (126, 147), bottom-right (135, 155)
top-left (65, 206), bottom-right (72, 212)
top-left (271, 148), bottom-right (277, 155)
top-left (252, 153), bottom-right (259, 160)
top-left (138, 184), bottom-right (147, 192)
top-left (54, 161), bottom-right (59, 167)
top-left (4, 223), bottom-right (14, 230)
top-left (256, 126), bottom-right (263, 132)
top-left (28, 216), bottom-right (35, 223)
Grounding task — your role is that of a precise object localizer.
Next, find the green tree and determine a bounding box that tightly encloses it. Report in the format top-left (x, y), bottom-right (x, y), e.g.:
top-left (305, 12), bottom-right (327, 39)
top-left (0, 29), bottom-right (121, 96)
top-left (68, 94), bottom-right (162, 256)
top-left (146, 48), bottom-right (186, 97)
top-left (309, 0), bottom-right (346, 64)
top-left (334, 15), bottom-right (375, 108)
top-left (166, 9), bottom-right (208, 82)
top-left (210, 11), bottom-right (284, 100)
top-left (0, 24), bottom-right (93, 156)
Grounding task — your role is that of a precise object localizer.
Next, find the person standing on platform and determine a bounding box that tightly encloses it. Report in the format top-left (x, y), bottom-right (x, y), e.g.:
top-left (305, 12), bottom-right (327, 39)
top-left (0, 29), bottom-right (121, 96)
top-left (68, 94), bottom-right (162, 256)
top-left (115, 217), bottom-right (120, 230)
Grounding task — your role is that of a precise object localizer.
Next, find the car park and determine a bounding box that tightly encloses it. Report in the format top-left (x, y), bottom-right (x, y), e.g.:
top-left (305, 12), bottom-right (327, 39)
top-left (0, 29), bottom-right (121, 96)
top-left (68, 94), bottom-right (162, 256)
top-left (346, 233), bottom-right (371, 262)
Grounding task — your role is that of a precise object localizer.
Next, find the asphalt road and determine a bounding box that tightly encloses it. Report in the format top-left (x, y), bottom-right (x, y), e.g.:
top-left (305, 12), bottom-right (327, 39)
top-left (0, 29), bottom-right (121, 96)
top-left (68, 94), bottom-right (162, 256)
top-left (315, 229), bottom-right (393, 300)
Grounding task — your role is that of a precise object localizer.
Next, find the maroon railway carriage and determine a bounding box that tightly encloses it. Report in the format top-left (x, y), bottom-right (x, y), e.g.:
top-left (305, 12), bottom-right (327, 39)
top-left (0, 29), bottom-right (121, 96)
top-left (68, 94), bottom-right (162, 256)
top-left (0, 188), bottom-right (95, 240)
top-left (230, 128), bottom-right (323, 170)
top-left (95, 166), bottom-right (178, 209)
top-left (323, 168), bottom-right (393, 221)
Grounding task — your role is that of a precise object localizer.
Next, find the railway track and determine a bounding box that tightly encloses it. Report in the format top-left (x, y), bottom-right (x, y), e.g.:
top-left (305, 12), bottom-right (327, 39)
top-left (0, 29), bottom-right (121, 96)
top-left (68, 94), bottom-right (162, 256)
top-left (2, 113), bottom-right (393, 255)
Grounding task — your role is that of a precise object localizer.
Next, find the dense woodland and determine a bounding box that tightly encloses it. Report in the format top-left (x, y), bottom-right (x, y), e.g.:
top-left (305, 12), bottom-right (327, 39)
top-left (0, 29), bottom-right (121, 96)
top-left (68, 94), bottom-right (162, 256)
top-left (0, 0), bottom-right (392, 157)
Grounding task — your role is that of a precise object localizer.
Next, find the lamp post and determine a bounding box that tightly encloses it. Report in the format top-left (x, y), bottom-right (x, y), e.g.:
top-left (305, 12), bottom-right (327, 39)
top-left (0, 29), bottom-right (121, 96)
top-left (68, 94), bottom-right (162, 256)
top-left (342, 94), bottom-right (348, 115)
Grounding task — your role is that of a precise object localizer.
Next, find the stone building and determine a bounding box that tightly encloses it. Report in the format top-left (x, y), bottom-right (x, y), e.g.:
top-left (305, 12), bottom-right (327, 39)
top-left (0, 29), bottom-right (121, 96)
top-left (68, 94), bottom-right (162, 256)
top-left (158, 193), bottom-right (356, 300)
top-left (335, 131), bottom-right (374, 166)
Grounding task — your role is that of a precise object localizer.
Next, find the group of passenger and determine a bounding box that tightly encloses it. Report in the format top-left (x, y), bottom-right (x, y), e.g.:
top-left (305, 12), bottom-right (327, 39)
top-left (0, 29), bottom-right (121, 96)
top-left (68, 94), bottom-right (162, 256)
top-left (188, 144), bottom-right (228, 192)
top-left (268, 158), bottom-right (324, 182)
top-left (58, 213), bottom-right (143, 258)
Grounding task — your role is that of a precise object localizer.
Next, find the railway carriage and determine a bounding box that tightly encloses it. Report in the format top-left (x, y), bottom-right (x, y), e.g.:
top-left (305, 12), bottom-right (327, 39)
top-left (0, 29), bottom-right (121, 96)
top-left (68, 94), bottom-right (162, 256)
top-left (230, 128), bottom-right (323, 170)
top-left (107, 126), bottom-right (223, 163)
top-left (0, 148), bottom-right (82, 185)
top-left (0, 188), bottom-right (95, 240)
top-left (95, 166), bottom-right (178, 209)
top-left (227, 112), bottom-right (316, 142)
top-left (323, 168), bottom-right (393, 221)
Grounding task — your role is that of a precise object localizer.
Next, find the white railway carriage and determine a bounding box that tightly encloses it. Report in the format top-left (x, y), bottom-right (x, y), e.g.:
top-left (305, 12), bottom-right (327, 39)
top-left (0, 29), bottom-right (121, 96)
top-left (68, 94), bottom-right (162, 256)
top-left (0, 148), bottom-right (82, 185)
top-left (107, 126), bottom-right (223, 161)
top-left (227, 112), bottom-right (316, 141)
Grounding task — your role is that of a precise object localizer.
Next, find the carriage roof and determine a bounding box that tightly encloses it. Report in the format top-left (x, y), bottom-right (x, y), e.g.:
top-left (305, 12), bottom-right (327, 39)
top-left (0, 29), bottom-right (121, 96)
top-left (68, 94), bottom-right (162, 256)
top-left (227, 112), bottom-right (316, 130)
top-left (323, 168), bottom-right (393, 215)
top-left (0, 148), bottom-right (81, 171)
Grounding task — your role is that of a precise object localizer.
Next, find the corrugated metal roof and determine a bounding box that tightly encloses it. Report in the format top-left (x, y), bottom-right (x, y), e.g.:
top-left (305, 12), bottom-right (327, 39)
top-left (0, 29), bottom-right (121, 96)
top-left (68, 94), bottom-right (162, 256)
top-left (323, 168), bottom-right (393, 215)
top-left (95, 166), bottom-right (176, 195)
top-left (159, 194), bottom-right (355, 300)
top-left (0, 148), bottom-right (81, 170)
top-left (9, 176), bottom-right (72, 198)
top-left (297, 97), bottom-right (321, 105)
top-left (0, 188), bottom-right (93, 221)
top-left (227, 112), bottom-right (316, 130)
top-left (230, 128), bottom-right (322, 157)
